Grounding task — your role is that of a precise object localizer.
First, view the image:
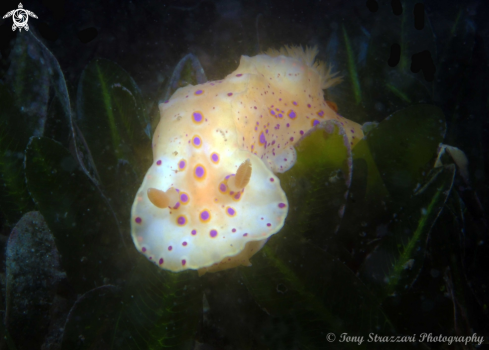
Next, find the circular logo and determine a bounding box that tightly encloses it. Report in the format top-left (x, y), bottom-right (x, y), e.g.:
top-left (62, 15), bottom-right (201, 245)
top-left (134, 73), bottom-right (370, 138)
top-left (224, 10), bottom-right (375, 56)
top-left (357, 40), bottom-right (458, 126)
top-left (13, 9), bottom-right (28, 27)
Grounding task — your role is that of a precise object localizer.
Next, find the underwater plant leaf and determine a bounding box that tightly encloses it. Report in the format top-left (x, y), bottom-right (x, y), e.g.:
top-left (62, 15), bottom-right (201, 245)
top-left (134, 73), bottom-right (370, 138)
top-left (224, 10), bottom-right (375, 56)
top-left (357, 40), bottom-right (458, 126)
top-left (61, 285), bottom-right (122, 349)
top-left (24, 136), bottom-right (128, 293)
top-left (0, 83), bottom-right (35, 225)
top-left (112, 256), bottom-right (202, 350)
top-left (238, 122), bottom-right (399, 348)
top-left (198, 269), bottom-right (280, 349)
top-left (359, 164), bottom-right (456, 298)
top-left (4, 31), bottom-right (72, 146)
top-left (363, 0), bottom-right (436, 116)
top-left (322, 22), bottom-right (371, 125)
top-left (276, 121), bottom-right (352, 248)
top-left (76, 58), bottom-right (152, 235)
top-left (5, 211), bottom-right (66, 350)
top-left (240, 237), bottom-right (396, 349)
top-left (4, 33), bottom-right (50, 134)
top-left (366, 104), bottom-right (446, 203)
top-left (161, 53), bottom-right (208, 104)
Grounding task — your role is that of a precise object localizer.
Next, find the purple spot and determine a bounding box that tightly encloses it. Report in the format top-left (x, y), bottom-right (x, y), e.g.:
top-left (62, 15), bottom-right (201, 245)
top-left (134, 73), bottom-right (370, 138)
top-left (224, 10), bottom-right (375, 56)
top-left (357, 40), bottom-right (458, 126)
top-left (211, 153), bottom-right (219, 162)
top-left (288, 110), bottom-right (296, 119)
top-left (210, 229), bottom-right (218, 238)
top-left (179, 160), bottom-right (186, 169)
top-left (318, 110), bottom-right (324, 117)
top-left (182, 259), bottom-right (186, 266)
top-left (286, 123), bottom-right (290, 127)
top-left (227, 92), bottom-right (233, 96)
top-left (180, 193), bottom-right (189, 202)
top-left (195, 89), bottom-right (203, 95)
top-left (193, 136), bottom-right (201, 146)
top-left (232, 228), bottom-right (236, 232)
top-left (192, 112), bottom-right (203, 122)
top-left (182, 241), bottom-right (188, 246)
top-left (270, 110), bottom-right (276, 115)
top-left (200, 210), bottom-right (210, 221)
top-left (278, 113), bottom-right (283, 118)
top-left (313, 120), bottom-right (320, 126)
top-left (351, 129), bottom-right (355, 133)
top-left (168, 246), bottom-right (173, 251)
top-left (195, 166), bottom-right (205, 178)
top-left (191, 229), bottom-right (197, 235)
top-left (156, 160), bottom-right (162, 166)
top-left (177, 216), bottom-right (186, 225)
top-left (219, 183), bottom-right (227, 192)
top-left (159, 258), bottom-right (164, 265)
top-left (259, 132), bottom-right (266, 145)
top-left (278, 203), bottom-right (287, 208)
top-left (300, 130), bottom-right (304, 135)
top-left (267, 223), bottom-right (271, 227)
top-left (236, 73), bottom-right (243, 77)
top-left (173, 202), bottom-right (180, 209)
top-left (307, 104), bottom-right (311, 108)
top-left (135, 217), bottom-right (142, 224)
top-left (234, 192), bottom-right (241, 200)
top-left (270, 177), bottom-right (274, 182)
top-left (293, 101), bottom-right (298, 105)
top-left (227, 207), bottom-right (236, 216)
top-left (274, 124), bottom-right (280, 130)
top-left (142, 247), bottom-right (147, 252)
top-left (243, 233), bottom-right (248, 237)
top-left (290, 137), bottom-right (294, 142)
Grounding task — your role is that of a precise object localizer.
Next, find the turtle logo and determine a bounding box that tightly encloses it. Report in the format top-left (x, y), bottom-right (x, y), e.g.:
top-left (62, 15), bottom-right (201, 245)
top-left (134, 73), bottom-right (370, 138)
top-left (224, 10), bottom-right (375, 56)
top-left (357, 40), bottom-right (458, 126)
top-left (3, 3), bottom-right (38, 32)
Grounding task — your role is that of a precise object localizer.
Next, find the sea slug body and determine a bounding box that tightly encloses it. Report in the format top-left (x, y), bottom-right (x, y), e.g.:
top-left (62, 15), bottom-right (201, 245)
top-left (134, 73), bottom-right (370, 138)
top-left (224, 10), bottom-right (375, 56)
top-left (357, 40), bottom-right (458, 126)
top-left (131, 45), bottom-right (363, 274)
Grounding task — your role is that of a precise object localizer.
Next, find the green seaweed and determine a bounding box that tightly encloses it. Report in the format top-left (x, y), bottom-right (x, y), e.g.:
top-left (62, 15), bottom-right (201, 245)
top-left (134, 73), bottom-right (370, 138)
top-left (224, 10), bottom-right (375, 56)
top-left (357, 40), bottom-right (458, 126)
top-left (112, 257), bottom-right (201, 350)
top-left (24, 136), bottom-right (128, 293)
top-left (359, 165), bottom-right (455, 297)
top-left (276, 121), bottom-right (352, 246)
top-left (342, 25), bottom-right (362, 105)
top-left (0, 83), bottom-right (35, 225)
top-left (76, 58), bottom-right (153, 239)
top-left (366, 104), bottom-right (446, 203)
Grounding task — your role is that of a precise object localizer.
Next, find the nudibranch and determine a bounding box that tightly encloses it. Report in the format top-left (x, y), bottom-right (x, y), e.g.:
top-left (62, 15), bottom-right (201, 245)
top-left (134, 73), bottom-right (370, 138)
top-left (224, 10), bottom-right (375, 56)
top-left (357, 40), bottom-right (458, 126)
top-left (131, 45), bottom-right (363, 274)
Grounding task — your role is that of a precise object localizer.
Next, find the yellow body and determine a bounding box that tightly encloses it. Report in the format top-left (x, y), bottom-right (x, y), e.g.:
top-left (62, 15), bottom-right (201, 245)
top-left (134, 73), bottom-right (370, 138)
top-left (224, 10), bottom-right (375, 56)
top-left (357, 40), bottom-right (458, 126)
top-left (131, 46), bottom-right (363, 273)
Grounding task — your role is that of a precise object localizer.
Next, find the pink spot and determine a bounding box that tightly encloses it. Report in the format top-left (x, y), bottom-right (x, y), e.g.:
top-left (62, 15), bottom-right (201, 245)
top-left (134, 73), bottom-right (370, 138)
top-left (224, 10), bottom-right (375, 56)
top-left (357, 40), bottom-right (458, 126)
top-left (182, 259), bottom-right (186, 266)
top-left (182, 241), bottom-right (188, 246)
top-left (168, 246), bottom-right (173, 251)
top-left (243, 233), bottom-right (248, 237)
top-left (232, 228), bottom-right (236, 232)
top-left (159, 258), bottom-right (164, 265)
top-left (278, 203), bottom-right (286, 208)
top-left (270, 177), bottom-right (274, 182)
top-left (236, 73), bottom-right (243, 77)
top-left (267, 223), bottom-right (271, 227)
